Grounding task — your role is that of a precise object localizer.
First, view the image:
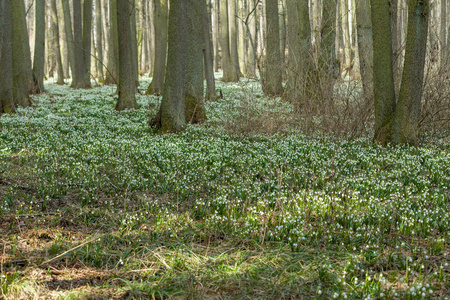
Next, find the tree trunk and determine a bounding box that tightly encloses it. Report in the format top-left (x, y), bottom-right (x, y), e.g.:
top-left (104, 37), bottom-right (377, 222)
top-left (115, 0), bottom-right (138, 110)
top-left (391, 0), bottom-right (429, 145)
top-left (185, 0), bottom-right (207, 123)
top-left (101, 0), bottom-right (109, 74)
top-left (71, 0), bottom-right (89, 88)
top-left (213, 0), bottom-right (220, 72)
top-left (220, 0), bottom-right (237, 82)
top-left (11, 0), bottom-right (32, 107)
top-left (204, 0), bottom-right (217, 100)
top-left (370, 0), bottom-right (396, 143)
top-left (229, 0), bottom-right (241, 79)
top-left (95, 0), bottom-right (104, 78)
top-left (82, 0), bottom-right (93, 85)
top-left (320, 0), bottom-right (338, 98)
top-left (340, 0), bottom-right (351, 71)
top-left (153, 0), bottom-right (188, 133)
top-left (104, 0), bottom-right (119, 84)
top-left (0, 0), bottom-right (15, 113)
top-left (264, 0), bottom-right (283, 95)
top-left (238, 0), bottom-right (247, 76)
top-left (50, 0), bottom-right (64, 84)
top-left (285, 0), bottom-right (312, 104)
top-left (130, 1), bottom-right (139, 86)
top-left (59, 1), bottom-right (69, 78)
top-left (246, 0), bottom-right (257, 78)
top-left (355, 0), bottom-right (373, 103)
top-left (146, 0), bottom-right (168, 95)
top-left (440, 0), bottom-right (447, 67)
top-left (32, 0), bottom-right (45, 93)
top-left (279, 0), bottom-right (287, 73)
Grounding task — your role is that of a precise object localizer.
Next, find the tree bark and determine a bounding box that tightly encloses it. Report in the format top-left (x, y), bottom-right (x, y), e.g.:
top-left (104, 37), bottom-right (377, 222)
top-left (285, 0), bottom-right (312, 104)
top-left (153, 0), bottom-right (188, 133)
top-left (115, 0), bottom-right (138, 110)
top-left (340, 0), bottom-right (351, 70)
top-left (213, 0), bottom-right (220, 72)
top-left (50, 0), bottom-right (64, 84)
top-left (220, 0), bottom-right (238, 82)
top-left (246, 0), bottom-right (257, 78)
top-left (11, 0), bottom-right (32, 107)
top-left (95, 0), bottom-right (104, 78)
top-left (104, 0), bottom-right (119, 84)
top-left (146, 0), bottom-right (168, 95)
top-left (0, 0), bottom-right (15, 113)
top-left (440, 0), bottom-right (447, 67)
top-left (185, 0), bottom-right (207, 123)
top-left (82, 0), bottom-right (93, 85)
top-left (32, 0), bottom-right (45, 93)
top-left (229, 0), bottom-right (241, 79)
top-left (71, 0), bottom-right (90, 88)
top-left (391, 0), bottom-right (429, 145)
top-left (264, 0), bottom-right (283, 95)
top-left (204, 0), bottom-right (217, 100)
top-left (130, 1), bottom-right (139, 86)
top-left (355, 0), bottom-right (373, 103)
top-left (370, 0), bottom-right (396, 143)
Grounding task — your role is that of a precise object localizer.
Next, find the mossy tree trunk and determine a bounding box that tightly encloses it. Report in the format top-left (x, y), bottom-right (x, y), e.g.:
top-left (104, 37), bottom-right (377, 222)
top-left (130, 1), bottom-right (139, 87)
top-left (440, 0), bottom-right (447, 67)
top-left (152, 0), bottom-right (188, 133)
top-left (115, 0), bottom-right (138, 110)
top-left (391, 0), bottom-right (429, 145)
top-left (355, 0), bottom-right (373, 103)
top-left (32, 0), bottom-right (46, 93)
top-left (0, 0), bottom-right (15, 114)
top-left (264, 0), bottom-right (283, 96)
top-left (146, 0), bottom-right (168, 95)
top-left (50, 0), bottom-right (65, 85)
top-left (11, 0), bottom-right (32, 107)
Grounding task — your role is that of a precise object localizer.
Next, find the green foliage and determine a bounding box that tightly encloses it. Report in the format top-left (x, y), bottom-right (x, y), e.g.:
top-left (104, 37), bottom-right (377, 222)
top-left (0, 76), bottom-right (448, 299)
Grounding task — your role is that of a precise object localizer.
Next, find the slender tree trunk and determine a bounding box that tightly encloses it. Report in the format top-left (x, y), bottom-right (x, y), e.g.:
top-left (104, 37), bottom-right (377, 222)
top-left (130, 1), bottom-right (139, 86)
top-left (50, 0), bottom-right (64, 84)
top-left (205, 0), bottom-right (217, 100)
top-left (0, 0), bottom-right (15, 113)
top-left (59, 1), bottom-right (69, 78)
top-left (220, 0), bottom-right (238, 82)
top-left (440, 0), bottom-right (447, 67)
top-left (355, 0), bottom-right (373, 103)
top-left (229, 0), bottom-right (241, 78)
top-left (32, 0), bottom-right (45, 93)
top-left (95, 0), bottom-right (104, 78)
top-left (11, 0), bottom-right (32, 107)
top-left (71, 0), bottom-right (89, 88)
top-left (238, 0), bottom-right (247, 76)
top-left (185, 0), bottom-right (207, 123)
top-left (279, 0), bottom-right (287, 72)
top-left (213, 0), bottom-right (220, 72)
top-left (104, 0), bottom-right (119, 84)
top-left (101, 0), bottom-right (109, 73)
top-left (370, 0), bottom-right (396, 143)
top-left (115, 0), bottom-right (138, 110)
top-left (392, 0), bottom-right (429, 145)
top-left (146, 0), bottom-right (168, 95)
top-left (246, 0), bottom-right (257, 78)
top-left (264, 0), bottom-right (283, 95)
top-left (340, 0), bottom-right (351, 71)
top-left (322, 1), bottom-right (338, 78)
top-left (82, 0), bottom-right (93, 85)
top-left (153, 0), bottom-right (188, 133)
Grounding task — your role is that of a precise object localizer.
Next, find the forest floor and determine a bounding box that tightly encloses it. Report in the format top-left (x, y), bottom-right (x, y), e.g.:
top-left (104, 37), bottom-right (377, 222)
top-left (0, 75), bottom-right (449, 299)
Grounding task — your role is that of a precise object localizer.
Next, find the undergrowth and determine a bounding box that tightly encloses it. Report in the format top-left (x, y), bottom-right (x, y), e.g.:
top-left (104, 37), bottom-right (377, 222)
top-left (0, 74), bottom-right (449, 299)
